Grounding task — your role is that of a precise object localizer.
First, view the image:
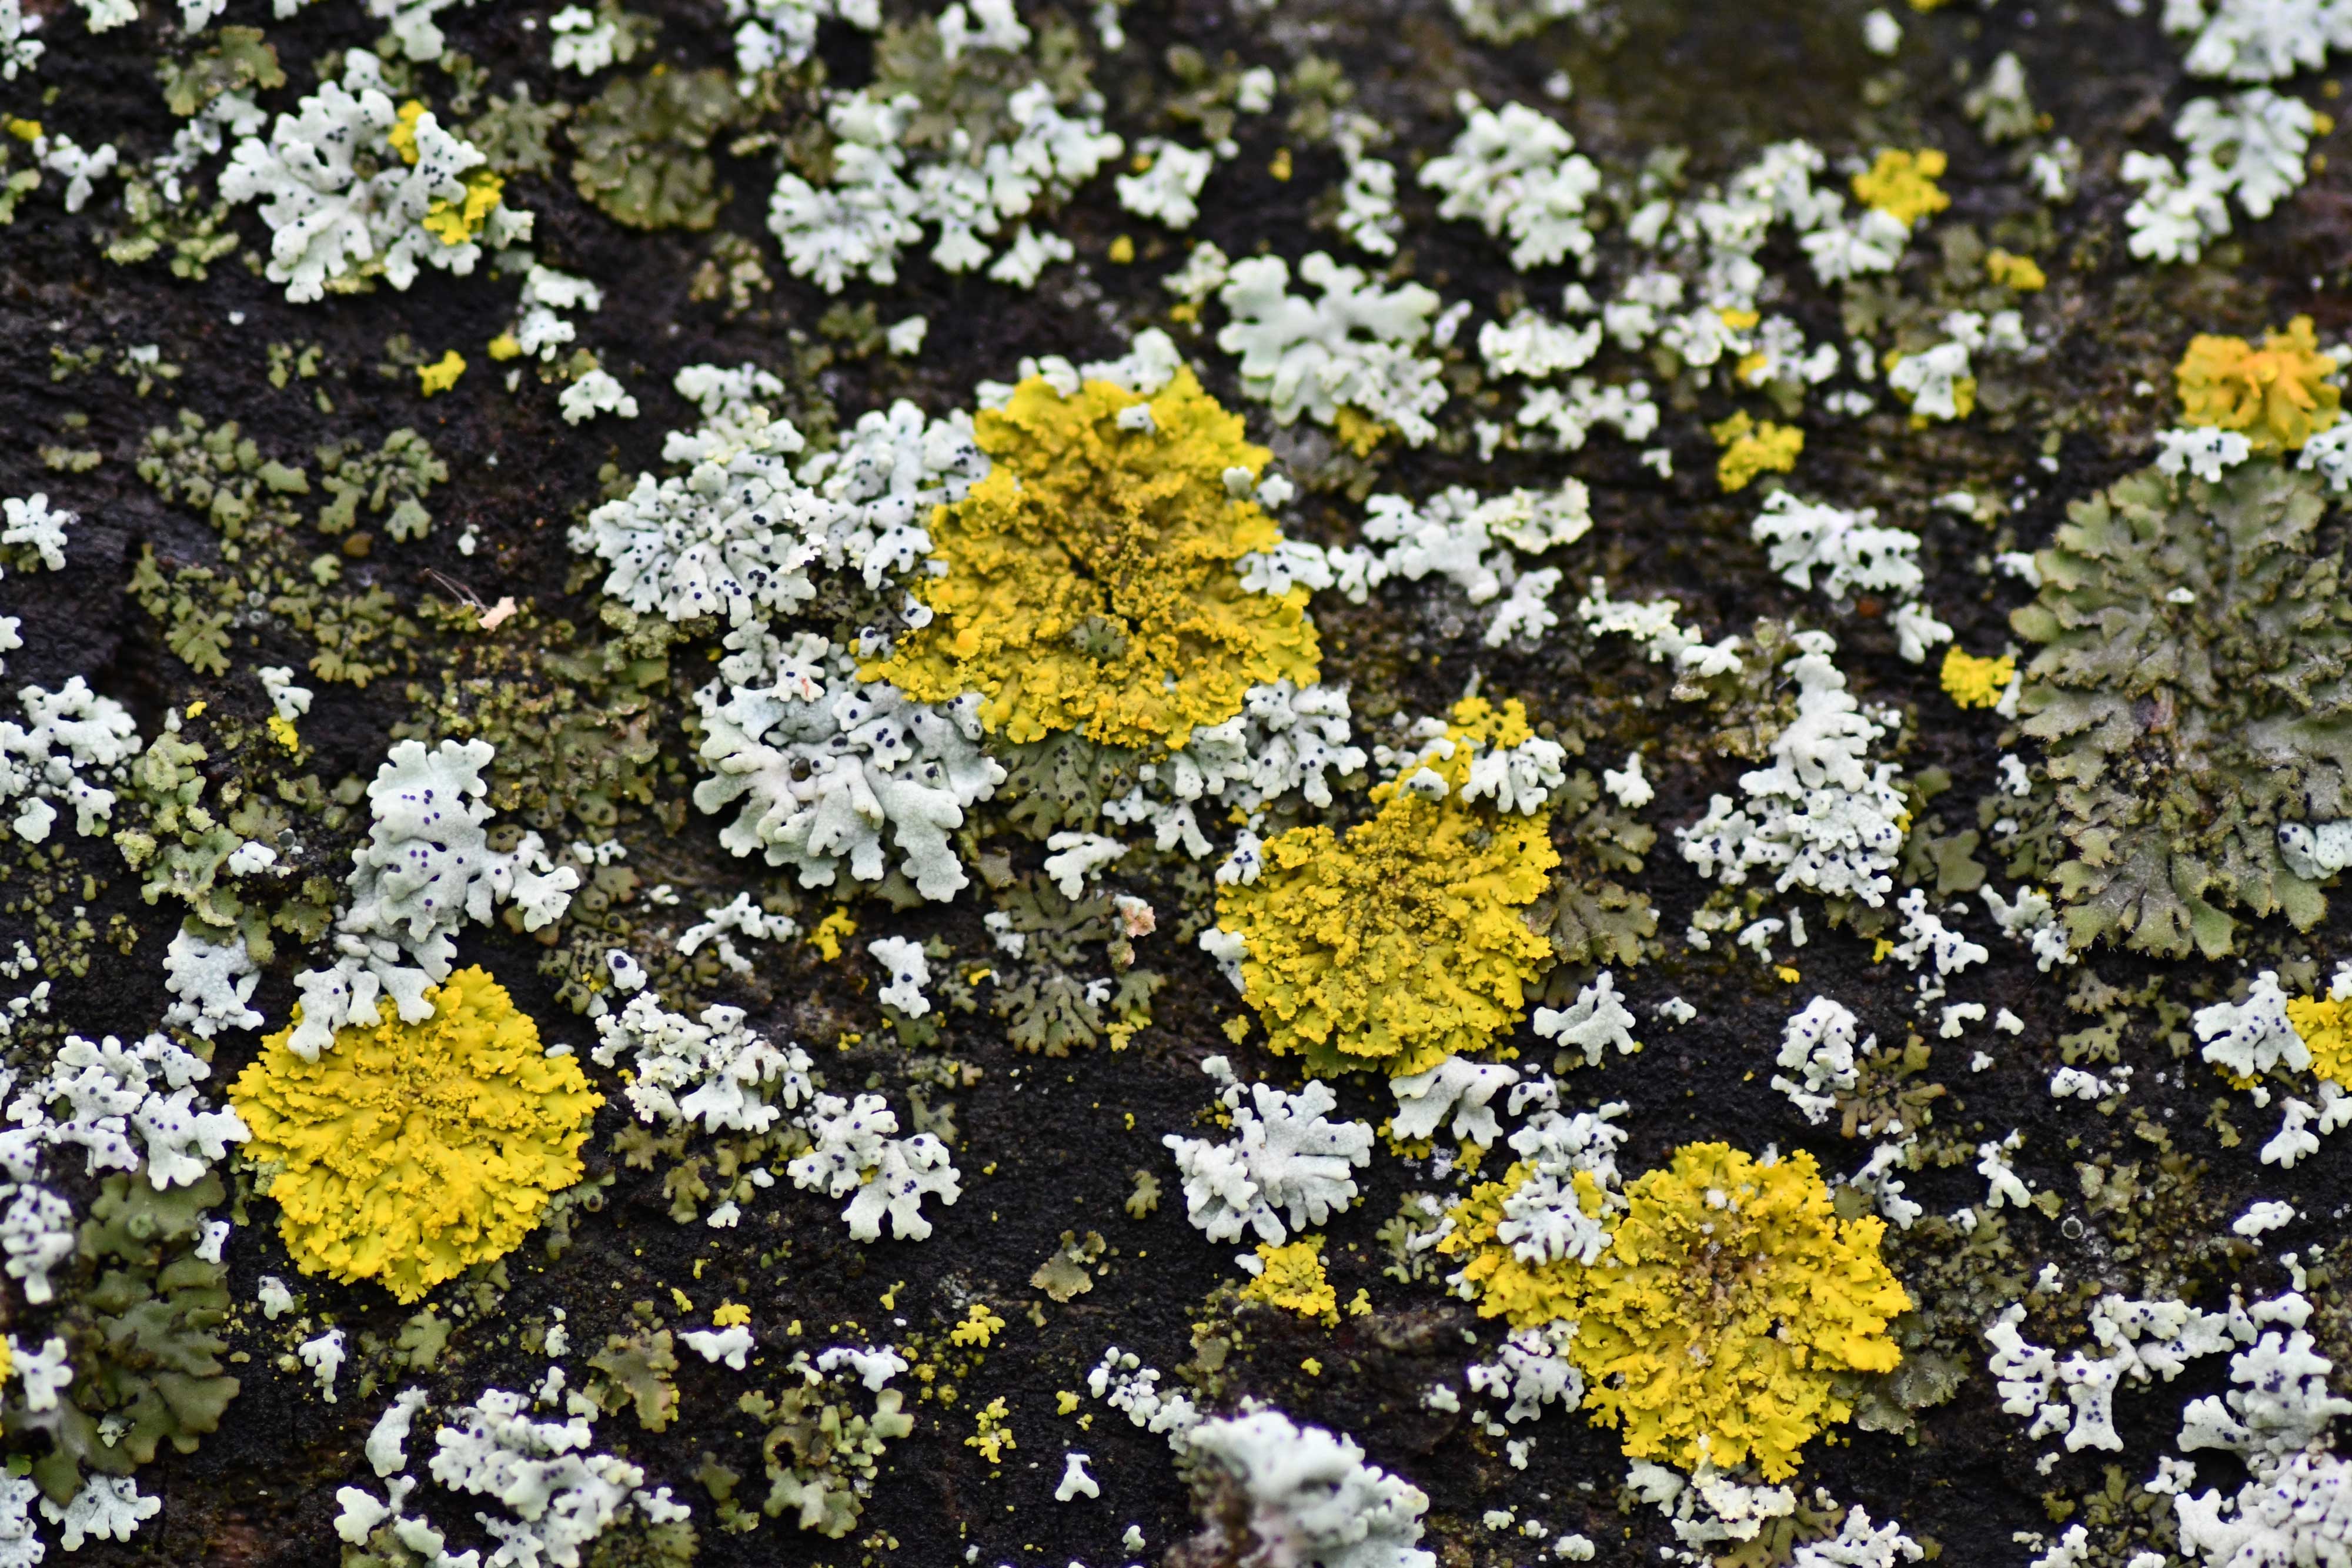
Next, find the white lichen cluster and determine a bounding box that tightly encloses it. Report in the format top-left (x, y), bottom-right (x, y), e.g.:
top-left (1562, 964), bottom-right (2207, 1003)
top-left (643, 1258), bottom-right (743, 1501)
top-left (589, 957), bottom-right (956, 1239)
top-left (1419, 95), bottom-right (1601, 273)
top-left (786, 1090), bottom-right (963, 1241)
top-left (1436, 1081), bottom-right (1627, 1275)
top-left (1162, 1056), bottom-right (1374, 1246)
top-left (766, 65), bottom-right (1121, 293)
top-left (1773, 996), bottom-right (1866, 1125)
top-left (693, 627), bottom-right (1004, 902)
top-left (162, 927), bottom-right (265, 1040)
top-left (1531, 972), bottom-right (1640, 1069)
top-left (1983, 1278), bottom-right (2352, 1564)
top-left (335, 1380), bottom-right (689, 1566)
top-left (0, 0), bottom-right (42, 81)
top-left (2192, 972), bottom-right (2352, 1167)
top-left (2126, 4), bottom-right (2339, 262)
top-left (1089, 1346), bottom-right (1204, 1449)
top-left (1679, 631), bottom-right (1909, 907)
top-left (221, 52), bottom-right (529, 303)
top-left (288, 737), bottom-right (579, 1060)
top-left (0, 1027), bottom-right (245, 1303)
top-left (1184, 1408), bottom-right (1436, 1568)
top-left (589, 985), bottom-right (813, 1135)
top-left (1, 494), bottom-right (75, 584)
top-left (1105, 679), bottom-right (1368, 861)
top-left (0, 680), bottom-right (141, 846)
top-left (1389, 1057), bottom-right (1521, 1147)
top-left (1295, 479), bottom-right (1593, 647)
top-left (574, 362), bottom-right (986, 626)
top-left (1750, 492), bottom-right (1952, 662)
top-left (1211, 250), bottom-right (1447, 444)
top-left (727, 0), bottom-right (878, 75)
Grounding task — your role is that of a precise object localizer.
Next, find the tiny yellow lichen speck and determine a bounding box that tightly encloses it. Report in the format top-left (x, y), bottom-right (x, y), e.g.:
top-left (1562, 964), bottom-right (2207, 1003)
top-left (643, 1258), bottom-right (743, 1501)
top-left (1985, 249), bottom-right (2046, 291)
top-left (949, 1303), bottom-right (1005, 1348)
top-left (2176, 316), bottom-right (2343, 453)
top-left (1241, 1236), bottom-right (1338, 1322)
top-left (424, 172), bottom-right (505, 247)
top-left (1852, 148), bottom-right (1950, 226)
top-left (417, 351), bottom-right (466, 397)
top-left (810, 907), bottom-right (857, 961)
top-left (1939, 647), bottom-right (2014, 709)
top-left (966, 1396), bottom-right (1016, 1462)
top-left (868, 368), bottom-right (1319, 748)
top-left (388, 100), bottom-right (426, 164)
top-left (1212, 697), bottom-right (1558, 1077)
top-left (1710, 411), bottom-right (1804, 494)
top-left (229, 967), bottom-right (602, 1305)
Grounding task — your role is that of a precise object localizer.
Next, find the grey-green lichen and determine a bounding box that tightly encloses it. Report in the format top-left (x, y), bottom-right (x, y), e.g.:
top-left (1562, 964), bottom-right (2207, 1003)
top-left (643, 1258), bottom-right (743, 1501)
top-left (569, 67), bottom-right (736, 230)
top-left (2007, 457), bottom-right (2352, 957)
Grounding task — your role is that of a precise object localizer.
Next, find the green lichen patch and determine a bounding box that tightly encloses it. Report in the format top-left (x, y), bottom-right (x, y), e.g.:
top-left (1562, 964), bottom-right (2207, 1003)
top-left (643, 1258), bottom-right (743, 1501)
top-left (569, 68), bottom-right (736, 231)
top-left (2009, 457), bottom-right (2352, 957)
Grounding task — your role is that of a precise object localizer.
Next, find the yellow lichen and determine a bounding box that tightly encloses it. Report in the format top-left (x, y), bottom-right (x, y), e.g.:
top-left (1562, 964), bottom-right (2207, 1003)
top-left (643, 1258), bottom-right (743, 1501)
top-left (810, 907), bottom-right (857, 961)
top-left (1435, 1160), bottom-right (1601, 1328)
top-left (423, 170), bottom-right (505, 246)
top-left (1212, 697), bottom-right (1558, 1077)
top-left (388, 100), bottom-right (426, 163)
top-left (966, 1396), bottom-right (1016, 1462)
top-left (1581, 1145), bottom-right (1905, 1479)
top-left (1939, 647), bottom-right (2014, 709)
top-left (1710, 412), bottom-right (1804, 493)
top-left (2284, 994), bottom-right (2352, 1086)
top-left (228, 967), bottom-right (601, 1305)
top-left (711, 1302), bottom-right (751, 1328)
top-left (487, 331), bottom-right (524, 361)
top-left (416, 350), bottom-right (467, 396)
top-left (1852, 148), bottom-right (1949, 226)
top-left (1440, 1144), bottom-right (1907, 1479)
top-left (866, 368), bottom-right (1320, 748)
top-left (1985, 249), bottom-right (2047, 291)
top-left (949, 1303), bottom-right (1006, 1348)
top-left (2176, 316), bottom-right (2343, 453)
top-left (1241, 1236), bottom-right (1338, 1323)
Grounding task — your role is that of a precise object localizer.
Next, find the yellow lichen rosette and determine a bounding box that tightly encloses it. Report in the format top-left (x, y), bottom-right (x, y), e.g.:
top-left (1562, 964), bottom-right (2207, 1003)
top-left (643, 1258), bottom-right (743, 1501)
top-left (230, 966), bottom-right (602, 1303)
top-left (865, 366), bottom-right (1320, 749)
top-left (1573, 1143), bottom-right (1907, 1479)
top-left (1212, 697), bottom-right (1558, 1077)
top-left (2176, 316), bottom-right (2343, 453)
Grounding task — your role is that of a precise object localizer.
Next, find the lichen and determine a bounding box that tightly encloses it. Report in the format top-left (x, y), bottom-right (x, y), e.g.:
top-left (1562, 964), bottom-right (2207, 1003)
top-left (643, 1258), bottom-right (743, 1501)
top-left (2283, 993), bottom-right (2352, 1087)
top-left (1711, 412), bottom-right (1803, 493)
top-left (568, 67), bottom-right (734, 230)
top-left (1445, 1144), bottom-right (1907, 1481)
top-left (1939, 647), bottom-right (2014, 708)
top-left (7, 1175), bottom-right (239, 1505)
top-left (229, 966), bottom-right (602, 1303)
top-left (1850, 148), bottom-right (1950, 226)
top-left (864, 367), bottom-right (1320, 748)
top-left (1240, 1236), bottom-right (1337, 1322)
top-left (1211, 697), bottom-right (1559, 1078)
top-left (2175, 315), bottom-right (2342, 452)
top-left (2008, 456), bottom-right (2352, 956)
top-left (1569, 1144), bottom-right (1907, 1479)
